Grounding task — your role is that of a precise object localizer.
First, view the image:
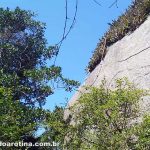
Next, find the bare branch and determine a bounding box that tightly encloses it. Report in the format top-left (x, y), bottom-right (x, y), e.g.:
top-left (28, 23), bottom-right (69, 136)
top-left (54, 0), bottom-right (78, 64)
top-left (92, 0), bottom-right (101, 6)
top-left (109, 0), bottom-right (119, 8)
top-left (62, 0), bottom-right (69, 43)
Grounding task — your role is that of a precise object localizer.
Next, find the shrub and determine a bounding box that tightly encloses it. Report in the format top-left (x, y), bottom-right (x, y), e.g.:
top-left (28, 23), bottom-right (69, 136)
top-left (64, 78), bottom-right (149, 150)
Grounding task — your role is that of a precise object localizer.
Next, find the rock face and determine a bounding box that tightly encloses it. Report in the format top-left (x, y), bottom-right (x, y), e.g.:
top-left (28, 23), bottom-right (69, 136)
top-left (64, 15), bottom-right (150, 119)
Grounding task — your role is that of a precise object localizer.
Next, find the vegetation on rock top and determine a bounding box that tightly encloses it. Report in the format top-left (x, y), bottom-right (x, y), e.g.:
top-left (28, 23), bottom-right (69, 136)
top-left (88, 0), bottom-right (150, 72)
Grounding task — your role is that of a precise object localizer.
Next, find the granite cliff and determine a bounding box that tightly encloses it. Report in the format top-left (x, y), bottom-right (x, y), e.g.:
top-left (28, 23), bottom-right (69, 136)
top-left (64, 15), bottom-right (150, 120)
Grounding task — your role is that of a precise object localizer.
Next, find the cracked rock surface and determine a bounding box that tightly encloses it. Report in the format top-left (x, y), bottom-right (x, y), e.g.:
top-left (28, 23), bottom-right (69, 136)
top-left (64, 16), bottom-right (150, 120)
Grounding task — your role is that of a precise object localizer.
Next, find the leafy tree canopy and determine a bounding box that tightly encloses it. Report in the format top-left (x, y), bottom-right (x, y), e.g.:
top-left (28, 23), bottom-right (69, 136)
top-left (0, 7), bottom-right (80, 107)
top-left (0, 87), bottom-right (45, 144)
top-left (43, 78), bottom-right (150, 150)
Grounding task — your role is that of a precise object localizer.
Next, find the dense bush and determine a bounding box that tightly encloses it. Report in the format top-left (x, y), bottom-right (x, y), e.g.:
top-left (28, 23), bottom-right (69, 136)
top-left (0, 87), bottom-right (45, 150)
top-left (44, 79), bottom-right (150, 150)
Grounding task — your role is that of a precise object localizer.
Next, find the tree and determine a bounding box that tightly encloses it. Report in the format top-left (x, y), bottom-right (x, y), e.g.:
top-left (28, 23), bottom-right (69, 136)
top-left (43, 78), bottom-right (150, 150)
top-left (0, 7), bottom-right (80, 148)
top-left (40, 106), bottom-right (68, 150)
top-left (0, 7), bottom-right (80, 107)
top-left (0, 87), bottom-right (46, 150)
top-left (67, 79), bottom-right (150, 149)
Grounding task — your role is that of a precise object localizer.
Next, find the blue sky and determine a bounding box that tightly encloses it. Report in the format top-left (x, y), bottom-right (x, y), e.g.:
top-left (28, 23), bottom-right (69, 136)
top-left (0, 0), bottom-right (132, 110)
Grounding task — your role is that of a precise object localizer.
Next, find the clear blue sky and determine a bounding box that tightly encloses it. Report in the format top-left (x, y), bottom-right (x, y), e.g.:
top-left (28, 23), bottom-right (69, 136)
top-left (0, 0), bottom-right (132, 110)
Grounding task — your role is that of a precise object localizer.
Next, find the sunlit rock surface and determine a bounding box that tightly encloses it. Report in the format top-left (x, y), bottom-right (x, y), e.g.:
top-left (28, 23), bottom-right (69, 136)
top-left (64, 16), bottom-right (150, 120)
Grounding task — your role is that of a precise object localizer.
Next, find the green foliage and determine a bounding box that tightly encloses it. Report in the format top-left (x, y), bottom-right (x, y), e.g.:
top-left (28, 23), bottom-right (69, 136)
top-left (0, 7), bottom-right (79, 148)
top-left (44, 79), bottom-right (150, 150)
top-left (88, 0), bottom-right (150, 72)
top-left (40, 106), bottom-right (68, 150)
top-left (0, 87), bottom-right (45, 142)
top-left (0, 7), bottom-right (80, 107)
top-left (66, 79), bottom-right (146, 149)
top-left (135, 115), bottom-right (150, 149)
